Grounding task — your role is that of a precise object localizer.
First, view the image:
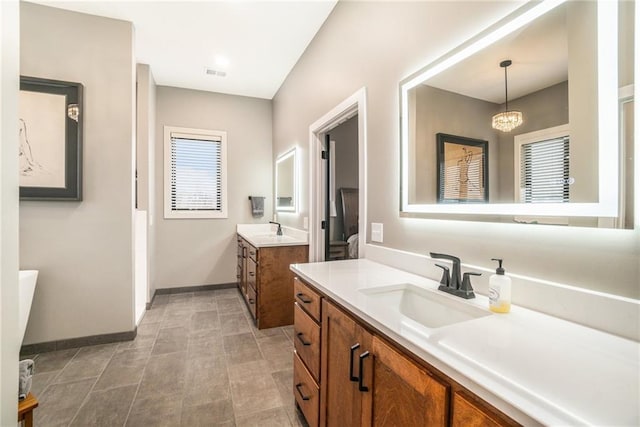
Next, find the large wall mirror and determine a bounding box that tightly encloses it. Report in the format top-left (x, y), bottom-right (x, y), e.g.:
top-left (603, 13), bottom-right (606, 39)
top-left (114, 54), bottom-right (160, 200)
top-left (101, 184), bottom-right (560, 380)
top-left (400, 0), bottom-right (634, 228)
top-left (275, 147), bottom-right (297, 212)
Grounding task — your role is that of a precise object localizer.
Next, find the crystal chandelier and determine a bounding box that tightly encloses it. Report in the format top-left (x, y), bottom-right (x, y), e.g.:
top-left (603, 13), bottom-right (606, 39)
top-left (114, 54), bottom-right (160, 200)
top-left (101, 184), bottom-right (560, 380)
top-left (492, 60), bottom-right (523, 132)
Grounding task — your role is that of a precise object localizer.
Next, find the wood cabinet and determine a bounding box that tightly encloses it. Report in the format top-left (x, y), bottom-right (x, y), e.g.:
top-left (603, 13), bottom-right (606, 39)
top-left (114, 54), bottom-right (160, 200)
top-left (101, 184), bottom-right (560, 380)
top-left (293, 277), bottom-right (323, 427)
top-left (366, 336), bottom-right (448, 427)
top-left (321, 300), bottom-right (373, 427)
top-left (237, 235), bottom-right (308, 329)
top-left (293, 276), bottom-right (520, 427)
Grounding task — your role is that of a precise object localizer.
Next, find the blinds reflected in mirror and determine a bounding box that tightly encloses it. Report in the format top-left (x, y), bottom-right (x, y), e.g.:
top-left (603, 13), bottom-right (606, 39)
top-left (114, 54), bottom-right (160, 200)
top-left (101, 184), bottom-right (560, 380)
top-left (520, 136), bottom-right (570, 203)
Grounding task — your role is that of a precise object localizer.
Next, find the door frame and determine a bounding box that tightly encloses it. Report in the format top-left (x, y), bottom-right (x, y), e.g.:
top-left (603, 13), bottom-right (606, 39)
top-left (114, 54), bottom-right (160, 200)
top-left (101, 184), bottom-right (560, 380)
top-left (308, 87), bottom-right (367, 262)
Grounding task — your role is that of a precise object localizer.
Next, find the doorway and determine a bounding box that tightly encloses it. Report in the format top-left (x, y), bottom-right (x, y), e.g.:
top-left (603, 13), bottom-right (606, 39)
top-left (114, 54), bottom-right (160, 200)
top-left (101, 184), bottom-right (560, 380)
top-left (323, 115), bottom-right (359, 261)
top-left (308, 88), bottom-right (367, 262)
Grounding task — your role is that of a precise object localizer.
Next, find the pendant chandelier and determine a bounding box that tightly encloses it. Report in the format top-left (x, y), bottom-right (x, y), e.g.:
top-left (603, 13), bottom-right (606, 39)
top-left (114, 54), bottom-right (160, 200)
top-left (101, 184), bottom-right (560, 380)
top-left (492, 60), bottom-right (523, 132)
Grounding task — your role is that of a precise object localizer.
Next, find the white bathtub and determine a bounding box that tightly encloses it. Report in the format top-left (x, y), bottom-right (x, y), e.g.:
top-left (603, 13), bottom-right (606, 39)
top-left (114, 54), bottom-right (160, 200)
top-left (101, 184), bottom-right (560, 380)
top-left (19, 270), bottom-right (38, 345)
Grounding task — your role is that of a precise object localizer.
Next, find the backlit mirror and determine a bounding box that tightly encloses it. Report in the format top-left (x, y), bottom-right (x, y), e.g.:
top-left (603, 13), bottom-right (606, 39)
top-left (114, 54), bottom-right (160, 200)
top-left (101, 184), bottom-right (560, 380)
top-left (400, 0), bottom-right (634, 228)
top-left (275, 148), bottom-right (297, 212)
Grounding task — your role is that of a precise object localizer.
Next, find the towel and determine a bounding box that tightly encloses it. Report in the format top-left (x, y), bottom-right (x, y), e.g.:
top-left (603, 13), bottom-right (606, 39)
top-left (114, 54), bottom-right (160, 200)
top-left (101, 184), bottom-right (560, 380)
top-left (250, 196), bottom-right (265, 218)
top-left (18, 359), bottom-right (34, 400)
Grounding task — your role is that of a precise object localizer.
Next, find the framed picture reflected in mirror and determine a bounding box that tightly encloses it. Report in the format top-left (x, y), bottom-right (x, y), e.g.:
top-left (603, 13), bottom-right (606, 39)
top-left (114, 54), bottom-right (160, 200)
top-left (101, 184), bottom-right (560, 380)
top-left (436, 133), bottom-right (488, 203)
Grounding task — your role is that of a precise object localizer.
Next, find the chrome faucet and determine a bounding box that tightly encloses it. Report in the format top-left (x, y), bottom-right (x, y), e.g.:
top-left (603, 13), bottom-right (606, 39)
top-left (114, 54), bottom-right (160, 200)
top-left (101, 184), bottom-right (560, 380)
top-left (430, 252), bottom-right (479, 299)
top-left (269, 221), bottom-right (283, 236)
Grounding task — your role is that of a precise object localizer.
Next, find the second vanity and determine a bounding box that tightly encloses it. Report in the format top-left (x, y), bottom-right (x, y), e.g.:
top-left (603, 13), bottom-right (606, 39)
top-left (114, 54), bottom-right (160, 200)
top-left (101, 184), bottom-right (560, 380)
top-left (237, 224), bottom-right (308, 329)
top-left (290, 259), bottom-right (639, 426)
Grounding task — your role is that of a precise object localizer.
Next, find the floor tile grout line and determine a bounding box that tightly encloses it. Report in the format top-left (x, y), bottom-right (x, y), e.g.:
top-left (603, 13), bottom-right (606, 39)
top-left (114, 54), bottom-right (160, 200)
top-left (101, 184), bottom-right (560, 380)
top-left (66, 344), bottom-right (119, 426)
top-left (122, 305), bottom-right (163, 427)
top-left (46, 347), bottom-right (81, 386)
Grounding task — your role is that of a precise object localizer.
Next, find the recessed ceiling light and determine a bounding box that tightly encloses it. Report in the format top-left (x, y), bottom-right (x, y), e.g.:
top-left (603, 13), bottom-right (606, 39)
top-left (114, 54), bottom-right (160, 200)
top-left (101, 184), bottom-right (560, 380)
top-left (214, 55), bottom-right (230, 68)
top-left (205, 68), bottom-right (227, 77)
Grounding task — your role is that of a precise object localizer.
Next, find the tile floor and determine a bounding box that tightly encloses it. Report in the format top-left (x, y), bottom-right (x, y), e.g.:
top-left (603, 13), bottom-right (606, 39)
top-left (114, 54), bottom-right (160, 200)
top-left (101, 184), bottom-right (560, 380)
top-left (22, 288), bottom-right (309, 427)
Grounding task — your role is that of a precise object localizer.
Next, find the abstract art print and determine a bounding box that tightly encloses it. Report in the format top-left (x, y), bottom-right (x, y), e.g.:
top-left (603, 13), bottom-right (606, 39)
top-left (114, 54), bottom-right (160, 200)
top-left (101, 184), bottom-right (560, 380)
top-left (19, 76), bottom-right (83, 200)
top-left (436, 133), bottom-right (488, 203)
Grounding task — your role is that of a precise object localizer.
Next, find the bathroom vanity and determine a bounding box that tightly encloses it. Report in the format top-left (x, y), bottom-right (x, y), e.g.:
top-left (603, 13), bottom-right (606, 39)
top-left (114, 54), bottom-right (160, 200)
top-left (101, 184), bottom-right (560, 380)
top-left (236, 224), bottom-right (308, 329)
top-left (291, 259), bottom-right (639, 427)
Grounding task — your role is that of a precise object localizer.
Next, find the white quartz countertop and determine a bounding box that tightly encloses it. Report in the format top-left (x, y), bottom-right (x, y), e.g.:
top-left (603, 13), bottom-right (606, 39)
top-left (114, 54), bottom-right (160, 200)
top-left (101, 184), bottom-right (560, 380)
top-left (290, 259), bottom-right (640, 426)
top-left (237, 223), bottom-right (308, 248)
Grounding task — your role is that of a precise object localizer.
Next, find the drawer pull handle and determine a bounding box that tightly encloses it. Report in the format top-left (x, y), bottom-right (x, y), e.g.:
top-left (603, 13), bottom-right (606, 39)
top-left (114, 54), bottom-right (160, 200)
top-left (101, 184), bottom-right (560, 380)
top-left (296, 332), bottom-right (311, 346)
top-left (236, 274), bottom-right (240, 279)
top-left (296, 292), bottom-right (312, 304)
top-left (358, 351), bottom-right (370, 392)
top-left (295, 383), bottom-right (311, 401)
top-left (249, 272), bottom-right (255, 277)
top-left (349, 343), bottom-right (360, 382)
top-left (249, 251), bottom-right (256, 256)
top-left (249, 298), bottom-right (255, 304)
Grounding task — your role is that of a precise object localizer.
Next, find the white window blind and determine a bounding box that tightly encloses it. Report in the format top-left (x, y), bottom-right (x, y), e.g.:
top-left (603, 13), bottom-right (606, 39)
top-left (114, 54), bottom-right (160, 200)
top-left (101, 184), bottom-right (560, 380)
top-left (164, 127), bottom-right (227, 219)
top-left (520, 136), bottom-right (570, 203)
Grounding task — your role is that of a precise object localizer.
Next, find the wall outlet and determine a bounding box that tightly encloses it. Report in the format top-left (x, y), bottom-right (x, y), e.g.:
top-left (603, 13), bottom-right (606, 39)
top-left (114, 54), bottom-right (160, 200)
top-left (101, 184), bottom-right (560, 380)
top-left (371, 223), bottom-right (383, 243)
top-left (303, 217), bottom-right (308, 230)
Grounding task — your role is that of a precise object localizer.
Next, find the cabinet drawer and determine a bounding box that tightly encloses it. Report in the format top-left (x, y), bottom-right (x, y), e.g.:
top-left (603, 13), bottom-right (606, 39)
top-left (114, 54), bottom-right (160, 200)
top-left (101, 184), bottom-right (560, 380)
top-left (294, 277), bottom-right (321, 322)
top-left (247, 244), bottom-right (258, 262)
top-left (294, 352), bottom-right (319, 427)
top-left (294, 303), bottom-right (321, 382)
top-left (247, 258), bottom-right (257, 291)
top-left (246, 283), bottom-right (257, 320)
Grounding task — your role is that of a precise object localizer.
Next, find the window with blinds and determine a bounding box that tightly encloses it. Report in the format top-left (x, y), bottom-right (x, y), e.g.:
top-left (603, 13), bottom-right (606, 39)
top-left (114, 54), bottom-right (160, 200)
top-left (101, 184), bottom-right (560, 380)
top-left (519, 136), bottom-right (570, 203)
top-left (164, 126), bottom-right (227, 219)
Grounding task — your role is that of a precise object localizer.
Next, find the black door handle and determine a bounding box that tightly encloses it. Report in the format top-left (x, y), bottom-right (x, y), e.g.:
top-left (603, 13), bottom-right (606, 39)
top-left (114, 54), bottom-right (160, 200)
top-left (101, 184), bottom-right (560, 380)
top-left (295, 383), bottom-right (311, 401)
top-left (296, 292), bottom-right (312, 304)
top-left (349, 343), bottom-right (360, 382)
top-left (358, 351), bottom-right (370, 392)
top-left (296, 332), bottom-right (311, 346)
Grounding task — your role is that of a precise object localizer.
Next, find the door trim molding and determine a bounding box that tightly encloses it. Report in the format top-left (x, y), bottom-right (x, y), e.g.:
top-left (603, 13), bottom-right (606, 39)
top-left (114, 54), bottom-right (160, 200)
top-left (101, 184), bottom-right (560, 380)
top-left (308, 88), bottom-right (367, 262)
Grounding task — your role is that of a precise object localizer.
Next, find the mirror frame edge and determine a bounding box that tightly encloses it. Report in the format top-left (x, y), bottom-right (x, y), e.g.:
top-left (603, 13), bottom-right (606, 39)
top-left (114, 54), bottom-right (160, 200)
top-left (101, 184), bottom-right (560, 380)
top-left (399, 0), bottom-right (621, 220)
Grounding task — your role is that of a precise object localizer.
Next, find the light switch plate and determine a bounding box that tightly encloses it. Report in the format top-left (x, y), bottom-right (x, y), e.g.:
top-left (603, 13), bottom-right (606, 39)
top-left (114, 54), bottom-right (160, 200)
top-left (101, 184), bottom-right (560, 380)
top-left (371, 222), bottom-right (383, 242)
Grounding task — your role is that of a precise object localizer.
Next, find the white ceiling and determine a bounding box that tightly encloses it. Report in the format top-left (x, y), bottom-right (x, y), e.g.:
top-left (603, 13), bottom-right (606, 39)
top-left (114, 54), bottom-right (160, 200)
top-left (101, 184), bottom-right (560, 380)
top-left (30, 1), bottom-right (338, 99)
top-left (426, 3), bottom-right (568, 104)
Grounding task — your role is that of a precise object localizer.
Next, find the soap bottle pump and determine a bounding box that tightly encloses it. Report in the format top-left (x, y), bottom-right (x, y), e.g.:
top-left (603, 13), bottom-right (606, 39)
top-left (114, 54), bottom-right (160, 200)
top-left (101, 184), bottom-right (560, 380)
top-left (489, 258), bottom-right (511, 313)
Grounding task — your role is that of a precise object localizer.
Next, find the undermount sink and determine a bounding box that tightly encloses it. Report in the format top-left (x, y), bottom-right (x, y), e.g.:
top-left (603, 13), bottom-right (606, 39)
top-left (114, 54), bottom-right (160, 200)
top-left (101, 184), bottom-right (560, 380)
top-left (360, 283), bottom-right (491, 336)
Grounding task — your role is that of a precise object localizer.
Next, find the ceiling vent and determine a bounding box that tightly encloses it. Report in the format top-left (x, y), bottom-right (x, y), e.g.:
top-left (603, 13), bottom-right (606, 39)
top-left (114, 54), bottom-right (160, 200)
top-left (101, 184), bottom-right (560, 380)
top-left (205, 68), bottom-right (227, 77)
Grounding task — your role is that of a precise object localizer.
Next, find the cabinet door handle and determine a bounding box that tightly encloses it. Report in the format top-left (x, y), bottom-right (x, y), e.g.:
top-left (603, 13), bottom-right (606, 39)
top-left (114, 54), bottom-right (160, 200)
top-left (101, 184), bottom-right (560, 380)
top-left (358, 351), bottom-right (370, 392)
top-left (296, 332), bottom-right (311, 346)
top-left (349, 343), bottom-right (360, 382)
top-left (249, 250), bottom-right (256, 256)
top-left (295, 292), bottom-right (312, 304)
top-left (243, 247), bottom-right (247, 258)
top-left (248, 298), bottom-right (255, 304)
top-left (236, 274), bottom-right (240, 279)
top-left (295, 383), bottom-right (311, 401)
top-left (249, 272), bottom-right (255, 277)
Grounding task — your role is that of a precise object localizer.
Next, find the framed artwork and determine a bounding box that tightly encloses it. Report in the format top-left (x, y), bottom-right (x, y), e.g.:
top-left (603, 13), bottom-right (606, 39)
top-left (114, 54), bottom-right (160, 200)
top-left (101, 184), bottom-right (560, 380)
top-left (436, 133), bottom-right (488, 203)
top-left (19, 76), bottom-right (83, 200)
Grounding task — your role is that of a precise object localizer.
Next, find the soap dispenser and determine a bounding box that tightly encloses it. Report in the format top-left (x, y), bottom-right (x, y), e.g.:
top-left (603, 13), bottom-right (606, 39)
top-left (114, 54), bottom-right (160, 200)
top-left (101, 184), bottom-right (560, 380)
top-left (489, 258), bottom-right (511, 313)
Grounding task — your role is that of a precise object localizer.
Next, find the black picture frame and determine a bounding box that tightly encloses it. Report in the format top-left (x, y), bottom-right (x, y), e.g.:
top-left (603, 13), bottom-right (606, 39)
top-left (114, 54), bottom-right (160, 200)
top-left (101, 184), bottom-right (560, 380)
top-left (19, 76), bottom-right (83, 201)
top-left (436, 133), bottom-right (488, 203)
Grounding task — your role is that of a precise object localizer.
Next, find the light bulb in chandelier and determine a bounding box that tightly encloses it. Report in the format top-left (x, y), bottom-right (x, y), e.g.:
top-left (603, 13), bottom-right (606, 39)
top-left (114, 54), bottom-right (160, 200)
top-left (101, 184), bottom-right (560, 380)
top-left (491, 60), bottom-right (523, 132)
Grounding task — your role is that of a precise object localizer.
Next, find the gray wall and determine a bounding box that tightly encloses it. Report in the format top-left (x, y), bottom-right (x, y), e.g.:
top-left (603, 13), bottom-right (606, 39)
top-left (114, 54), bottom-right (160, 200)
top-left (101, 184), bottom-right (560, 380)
top-left (331, 115), bottom-right (359, 241)
top-left (20, 2), bottom-right (135, 344)
top-left (497, 81), bottom-right (569, 201)
top-left (0, 0), bottom-right (20, 422)
top-left (154, 87), bottom-right (272, 289)
top-left (272, 1), bottom-right (639, 299)
top-left (412, 85), bottom-right (498, 203)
